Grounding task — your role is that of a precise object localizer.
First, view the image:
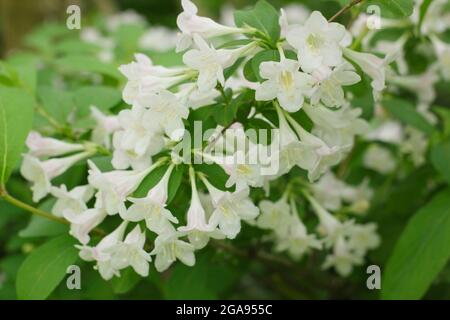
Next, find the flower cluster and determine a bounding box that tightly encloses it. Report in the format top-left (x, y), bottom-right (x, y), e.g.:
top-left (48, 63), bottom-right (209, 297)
top-left (19, 0), bottom-right (390, 279)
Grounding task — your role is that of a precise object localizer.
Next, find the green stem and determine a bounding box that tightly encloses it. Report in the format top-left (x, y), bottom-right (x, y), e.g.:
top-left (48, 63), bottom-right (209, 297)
top-left (1, 191), bottom-right (69, 225)
top-left (328, 0), bottom-right (366, 22)
top-left (0, 189), bottom-right (106, 236)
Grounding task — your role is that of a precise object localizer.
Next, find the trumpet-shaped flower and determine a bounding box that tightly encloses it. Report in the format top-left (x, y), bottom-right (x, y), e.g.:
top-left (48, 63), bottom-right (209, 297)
top-left (65, 207), bottom-right (107, 245)
top-left (150, 231), bottom-right (196, 272)
top-left (201, 176), bottom-right (259, 239)
top-left (255, 57), bottom-right (314, 112)
top-left (26, 131), bottom-right (84, 157)
top-left (257, 195), bottom-right (292, 236)
top-left (176, 0), bottom-right (243, 51)
top-left (363, 144), bottom-right (396, 174)
top-left (322, 237), bottom-right (363, 277)
top-left (123, 165), bottom-right (179, 234)
top-left (90, 106), bottom-right (121, 149)
top-left (286, 11), bottom-right (347, 73)
top-left (110, 225), bottom-right (152, 277)
top-left (51, 184), bottom-right (94, 217)
top-left (21, 151), bottom-right (91, 202)
top-left (87, 160), bottom-right (153, 215)
top-left (77, 222), bottom-right (128, 280)
top-left (310, 63), bottom-right (361, 108)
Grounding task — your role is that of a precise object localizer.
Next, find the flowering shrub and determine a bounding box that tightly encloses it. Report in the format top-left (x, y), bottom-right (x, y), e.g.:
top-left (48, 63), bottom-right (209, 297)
top-left (1, 0), bottom-right (450, 300)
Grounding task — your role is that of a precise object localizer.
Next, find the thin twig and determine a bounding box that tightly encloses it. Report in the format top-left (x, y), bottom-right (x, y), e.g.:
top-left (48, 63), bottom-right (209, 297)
top-left (0, 189), bottom-right (106, 236)
top-left (328, 0), bottom-right (365, 22)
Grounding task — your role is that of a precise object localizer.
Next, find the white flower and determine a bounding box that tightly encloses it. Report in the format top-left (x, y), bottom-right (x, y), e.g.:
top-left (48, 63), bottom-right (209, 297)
top-left (177, 83), bottom-right (220, 109)
top-left (311, 172), bottom-right (348, 211)
top-left (400, 126), bottom-right (428, 166)
top-left (143, 90), bottom-right (189, 141)
top-left (275, 199), bottom-right (321, 260)
top-left (363, 144), bottom-right (396, 174)
top-left (286, 11), bottom-right (347, 73)
top-left (306, 192), bottom-right (353, 247)
top-left (310, 63), bottom-right (361, 108)
top-left (388, 68), bottom-right (438, 104)
top-left (111, 225), bottom-right (152, 277)
top-left (181, 168), bottom-right (211, 233)
top-left (183, 34), bottom-right (256, 92)
top-left (106, 10), bottom-right (146, 31)
top-left (111, 130), bottom-right (162, 171)
top-left (222, 153), bottom-right (265, 189)
top-left (176, 0), bottom-right (243, 51)
top-left (77, 222), bottom-right (128, 280)
top-left (139, 27), bottom-right (178, 52)
top-left (50, 185), bottom-right (94, 217)
top-left (285, 112), bottom-right (348, 181)
top-left (201, 175), bottom-right (259, 239)
top-left (343, 47), bottom-right (396, 94)
top-left (119, 53), bottom-right (188, 105)
top-left (26, 131), bottom-right (84, 157)
top-left (272, 105), bottom-right (319, 176)
top-left (90, 106), bottom-right (120, 149)
top-left (431, 35), bottom-right (450, 80)
top-left (116, 104), bottom-right (164, 157)
top-left (255, 57), bottom-right (314, 112)
top-left (322, 237), bottom-right (363, 277)
top-left (366, 120), bottom-right (403, 144)
top-left (150, 231), bottom-right (196, 272)
top-left (65, 207), bottom-right (107, 245)
top-left (257, 195), bottom-right (292, 236)
top-left (87, 160), bottom-right (153, 215)
top-left (347, 223), bottom-right (380, 256)
top-left (21, 152), bottom-right (91, 202)
top-left (123, 165), bottom-right (179, 234)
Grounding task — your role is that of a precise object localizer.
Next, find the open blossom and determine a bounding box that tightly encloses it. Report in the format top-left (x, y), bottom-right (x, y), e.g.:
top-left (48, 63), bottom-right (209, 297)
top-left (21, 151), bottom-right (91, 202)
top-left (285, 112), bottom-right (348, 181)
top-left (201, 175), bottom-right (259, 239)
top-left (363, 144), bottom-right (396, 174)
top-left (310, 63), bottom-right (361, 108)
top-left (123, 165), bottom-right (179, 234)
top-left (183, 34), bottom-right (256, 92)
top-left (322, 237), bottom-right (363, 277)
top-left (178, 168), bottom-right (223, 248)
top-left (90, 106), bottom-right (120, 149)
top-left (119, 53), bottom-right (188, 105)
top-left (343, 47), bottom-right (396, 94)
top-left (274, 199), bottom-right (321, 260)
top-left (286, 11), bottom-right (348, 73)
top-left (50, 185), bottom-right (94, 217)
top-left (87, 160), bottom-right (153, 215)
top-left (151, 230), bottom-right (196, 272)
top-left (143, 90), bottom-right (189, 141)
top-left (26, 131), bottom-right (84, 157)
top-left (65, 207), bottom-right (107, 245)
top-left (176, 0), bottom-right (243, 52)
top-left (77, 222), bottom-right (128, 280)
top-left (257, 195), bottom-right (292, 236)
top-left (388, 68), bottom-right (438, 104)
top-left (110, 225), bottom-right (152, 277)
top-left (255, 57), bottom-right (314, 112)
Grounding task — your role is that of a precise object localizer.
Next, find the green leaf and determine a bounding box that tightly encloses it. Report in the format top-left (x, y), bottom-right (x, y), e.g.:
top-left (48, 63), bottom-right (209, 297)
top-left (234, 0), bottom-right (280, 44)
top-left (16, 235), bottom-right (79, 300)
top-left (19, 200), bottom-right (68, 238)
top-left (418, 0), bottom-right (434, 32)
top-left (55, 55), bottom-right (122, 80)
top-left (164, 250), bottom-right (238, 299)
top-left (431, 141), bottom-right (450, 185)
top-left (0, 86), bottom-right (34, 186)
top-left (38, 86), bottom-right (74, 123)
top-left (382, 189), bottom-right (450, 299)
top-left (111, 267), bottom-right (142, 295)
top-left (167, 165), bottom-right (185, 204)
top-left (72, 86), bottom-right (122, 117)
top-left (382, 97), bottom-right (434, 135)
top-left (366, 0), bottom-right (415, 18)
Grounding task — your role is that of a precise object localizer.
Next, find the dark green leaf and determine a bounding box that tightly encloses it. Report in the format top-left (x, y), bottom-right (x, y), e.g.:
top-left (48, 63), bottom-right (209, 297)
top-left (382, 189), bottom-right (450, 299)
